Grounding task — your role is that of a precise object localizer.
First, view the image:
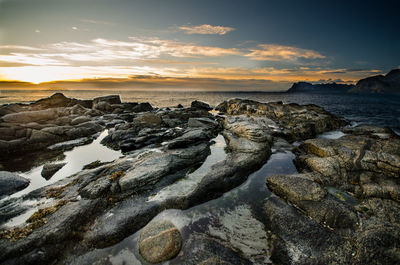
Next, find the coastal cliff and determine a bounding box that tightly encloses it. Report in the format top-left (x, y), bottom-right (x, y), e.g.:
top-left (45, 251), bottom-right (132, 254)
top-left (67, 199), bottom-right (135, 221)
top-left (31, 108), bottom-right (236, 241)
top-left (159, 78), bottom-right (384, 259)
top-left (350, 68), bottom-right (400, 94)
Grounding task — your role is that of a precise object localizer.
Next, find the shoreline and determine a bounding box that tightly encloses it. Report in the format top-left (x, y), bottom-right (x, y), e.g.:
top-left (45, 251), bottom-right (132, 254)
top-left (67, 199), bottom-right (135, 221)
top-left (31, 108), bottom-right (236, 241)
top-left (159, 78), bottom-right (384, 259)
top-left (0, 93), bottom-right (399, 264)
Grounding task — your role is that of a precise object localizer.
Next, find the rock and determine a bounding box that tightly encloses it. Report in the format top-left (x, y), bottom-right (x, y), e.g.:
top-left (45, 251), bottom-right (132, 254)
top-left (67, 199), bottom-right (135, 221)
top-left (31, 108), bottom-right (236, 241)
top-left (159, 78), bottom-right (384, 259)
top-left (342, 124), bottom-right (396, 138)
top-left (191, 100), bottom-right (212, 111)
top-left (93, 95), bottom-right (121, 105)
top-left (30, 93), bottom-right (92, 109)
top-left (267, 174), bottom-right (327, 203)
top-left (70, 116), bottom-right (91, 126)
top-left (188, 117), bottom-right (219, 130)
top-left (0, 171), bottom-right (30, 196)
top-left (197, 257), bottom-right (232, 265)
top-left (93, 101), bottom-right (111, 112)
top-left (2, 109), bottom-right (58, 123)
top-left (287, 81), bottom-right (354, 93)
top-left (216, 98), bottom-right (346, 141)
top-left (41, 163), bottom-right (66, 180)
top-left (223, 115), bottom-right (276, 143)
top-left (167, 129), bottom-right (213, 149)
top-left (264, 196), bottom-right (351, 264)
top-left (80, 176), bottom-right (111, 199)
top-left (134, 113), bottom-right (163, 127)
top-left (173, 234), bottom-right (252, 265)
top-left (119, 143), bottom-right (210, 192)
top-left (139, 219), bottom-right (182, 263)
top-left (132, 102), bottom-right (153, 113)
top-left (350, 68), bottom-right (400, 94)
top-left (223, 131), bottom-right (269, 153)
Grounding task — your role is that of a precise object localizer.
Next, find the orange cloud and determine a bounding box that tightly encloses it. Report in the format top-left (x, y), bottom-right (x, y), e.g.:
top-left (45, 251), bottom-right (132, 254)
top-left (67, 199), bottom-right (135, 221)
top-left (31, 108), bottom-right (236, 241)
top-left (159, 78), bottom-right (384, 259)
top-left (246, 44), bottom-right (325, 61)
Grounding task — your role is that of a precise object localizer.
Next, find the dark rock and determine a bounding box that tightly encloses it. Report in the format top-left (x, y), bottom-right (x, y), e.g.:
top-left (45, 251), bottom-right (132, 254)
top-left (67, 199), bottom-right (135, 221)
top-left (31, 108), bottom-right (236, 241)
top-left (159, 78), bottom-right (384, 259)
top-left (93, 95), bottom-right (121, 105)
top-left (80, 176), bottom-right (111, 199)
top-left (30, 93), bottom-right (92, 109)
top-left (173, 234), bottom-right (252, 265)
top-left (287, 81), bottom-right (354, 93)
top-left (0, 171), bottom-right (30, 197)
top-left (188, 117), bottom-right (219, 130)
top-left (132, 102), bottom-right (153, 113)
top-left (191, 100), bottom-right (212, 111)
top-left (264, 196), bottom-right (351, 264)
top-left (167, 129), bottom-right (213, 149)
top-left (139, 219), bottom-right (182, 263)
top-left (267, 174), bottom-right (327, 202)
top-left (41, 163), bottom-right (66, 180)
top-left (350, 68), bottom-right (400, 94)
top-left (216, 98), bottom-right (347, 141)
top-left (70, 116), bottom-right (91, 126)
top-left (2, 109), bottom-right (58, 124)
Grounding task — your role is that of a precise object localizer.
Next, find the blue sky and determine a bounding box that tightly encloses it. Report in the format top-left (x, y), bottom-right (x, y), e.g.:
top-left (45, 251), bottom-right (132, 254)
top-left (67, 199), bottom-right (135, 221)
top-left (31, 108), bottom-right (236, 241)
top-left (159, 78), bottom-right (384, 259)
top-left (0, 0), bottom-right (399, 90)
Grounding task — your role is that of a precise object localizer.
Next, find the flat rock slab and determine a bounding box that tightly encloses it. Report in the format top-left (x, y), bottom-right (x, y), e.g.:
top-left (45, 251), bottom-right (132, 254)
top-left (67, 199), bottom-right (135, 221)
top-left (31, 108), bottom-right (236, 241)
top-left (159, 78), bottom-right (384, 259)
top-left (139, 219), bottom-right (182, 263)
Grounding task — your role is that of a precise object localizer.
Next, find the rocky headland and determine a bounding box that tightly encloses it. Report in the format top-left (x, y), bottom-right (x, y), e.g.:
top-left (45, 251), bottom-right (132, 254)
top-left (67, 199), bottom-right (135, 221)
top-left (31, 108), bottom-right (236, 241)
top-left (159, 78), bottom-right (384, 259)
top-left (0, 94), bottom-right (399, 264)
top-left (287, 68), bottom-right (400, 94)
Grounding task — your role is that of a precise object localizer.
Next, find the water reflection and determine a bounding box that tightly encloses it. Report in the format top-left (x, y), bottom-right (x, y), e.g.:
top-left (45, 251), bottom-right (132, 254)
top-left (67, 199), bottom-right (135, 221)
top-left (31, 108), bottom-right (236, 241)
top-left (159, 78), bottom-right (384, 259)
top-left (6, 130), bottom-right (122, 200)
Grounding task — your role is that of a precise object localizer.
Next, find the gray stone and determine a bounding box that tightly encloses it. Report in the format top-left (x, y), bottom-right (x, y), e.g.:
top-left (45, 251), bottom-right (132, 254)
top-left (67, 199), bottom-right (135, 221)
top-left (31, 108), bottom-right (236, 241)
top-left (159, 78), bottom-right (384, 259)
top-left (41, 163), bottom-right (66, 180)
top-left (70, 116), bottom-right (91, 126)
top-left (0, 171), bottom-right (30, 196)
top-left (267, 174), bottom-right (327, 202)
top-left (93, 95), bottom-right (121, 105)
top-left (139, 219), bottom-right (182, 263)
top-left (191, 100), bottom-right (212, 111)
top-left (188, 117), bottom-right (219, 129)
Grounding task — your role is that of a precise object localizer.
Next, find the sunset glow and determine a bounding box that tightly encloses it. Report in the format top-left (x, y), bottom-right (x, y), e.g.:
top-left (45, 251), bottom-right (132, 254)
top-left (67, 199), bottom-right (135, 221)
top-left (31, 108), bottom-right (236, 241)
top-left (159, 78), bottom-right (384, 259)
top-left (0, 0), bottom-right (398, 90)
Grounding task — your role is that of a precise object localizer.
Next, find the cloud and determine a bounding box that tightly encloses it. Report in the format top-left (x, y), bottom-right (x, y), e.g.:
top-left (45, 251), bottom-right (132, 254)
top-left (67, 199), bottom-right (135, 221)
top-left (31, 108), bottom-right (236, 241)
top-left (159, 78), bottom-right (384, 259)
top-left (0, 45), bottom-right (43, 51)
top-left (80, 19), bottom-right (114, 25)
top-left (179, 24), bottom-right (235, 35)
top-left (0, 53), bottom-right (66, 66)
top-left (0, 75), bottom-right (289, 92)
top-left (127, 37), bottom-right (241, 57)
top-left (246, 44), bottom-right (325, 61)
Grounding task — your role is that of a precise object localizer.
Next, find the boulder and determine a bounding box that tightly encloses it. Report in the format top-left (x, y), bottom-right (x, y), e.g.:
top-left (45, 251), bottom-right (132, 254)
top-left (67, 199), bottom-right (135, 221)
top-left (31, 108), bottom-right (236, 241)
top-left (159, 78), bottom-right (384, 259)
top-left (188, 117), bottom-right (219, 130)
top-left (191, 100), bottom-right (212, 111)
top-left (0, 171), bottom-right (30, 196)
top-left (41, 163), bottom-right (66, 180)
top-left (132, 102), bottom-right (153, 113)
top-left (93, 95), bottom-right (121, 105)
top-left (139, 220), bottom-right (182, 263)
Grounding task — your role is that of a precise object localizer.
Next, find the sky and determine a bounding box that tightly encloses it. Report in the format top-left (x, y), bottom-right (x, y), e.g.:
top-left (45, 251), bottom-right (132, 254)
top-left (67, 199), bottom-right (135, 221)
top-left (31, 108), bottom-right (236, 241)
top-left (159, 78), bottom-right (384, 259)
top-left (0, 0), bottom-right (399, 91)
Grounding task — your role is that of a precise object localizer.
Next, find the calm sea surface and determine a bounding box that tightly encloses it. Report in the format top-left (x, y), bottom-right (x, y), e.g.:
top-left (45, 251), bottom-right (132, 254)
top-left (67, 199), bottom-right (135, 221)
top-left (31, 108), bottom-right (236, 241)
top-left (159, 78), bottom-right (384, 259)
top-left (1, 89), bottom-right (399, 133)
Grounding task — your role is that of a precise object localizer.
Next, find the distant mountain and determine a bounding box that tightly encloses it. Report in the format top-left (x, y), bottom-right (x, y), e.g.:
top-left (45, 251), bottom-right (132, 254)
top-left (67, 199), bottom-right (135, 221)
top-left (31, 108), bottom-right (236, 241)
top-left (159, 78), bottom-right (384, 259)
top-left (287, 82), bottom-right (354, 93)
top-left (349, 69), bottom-right (400, 94)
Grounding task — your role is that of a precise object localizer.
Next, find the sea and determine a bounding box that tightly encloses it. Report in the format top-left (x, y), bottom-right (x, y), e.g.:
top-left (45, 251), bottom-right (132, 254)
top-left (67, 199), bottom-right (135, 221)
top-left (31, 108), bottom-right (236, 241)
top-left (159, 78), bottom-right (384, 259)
top-left (1, 89), bottom-right (399, 134)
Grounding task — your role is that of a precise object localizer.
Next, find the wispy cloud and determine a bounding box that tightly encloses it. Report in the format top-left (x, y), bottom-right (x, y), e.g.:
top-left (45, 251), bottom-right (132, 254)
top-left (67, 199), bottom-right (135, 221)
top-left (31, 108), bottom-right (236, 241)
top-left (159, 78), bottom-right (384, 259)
top-left (246, 44), bottom-right (325, 61)
top-left (0, 45), bottom-right (43, 51)
top-left (179, 24), bottom-right (235, 35)
top-left (0, 53), bottom-right (66, 66)
top-left (80, 19), bottom-right (114, 25)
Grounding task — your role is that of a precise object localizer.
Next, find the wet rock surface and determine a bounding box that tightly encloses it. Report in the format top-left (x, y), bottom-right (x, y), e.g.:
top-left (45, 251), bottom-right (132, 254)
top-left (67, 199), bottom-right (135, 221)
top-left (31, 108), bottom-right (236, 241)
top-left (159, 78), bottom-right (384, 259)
top-left (41, 163), bottom-right (67, 180)
top-left (0, 96), bottom-right (398, 265)
top-left (0, 171), bottom-right (30, 197)
top-left (139, 220), bottom-right (182, 263)
top-left (265, 124), bottom-right (400, 264)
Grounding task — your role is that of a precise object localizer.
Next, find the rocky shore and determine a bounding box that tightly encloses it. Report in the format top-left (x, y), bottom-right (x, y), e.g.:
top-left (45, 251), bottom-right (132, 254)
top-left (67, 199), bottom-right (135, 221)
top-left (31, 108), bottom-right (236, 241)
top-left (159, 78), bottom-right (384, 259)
top-left (0, 94), bottom-right (399, 264)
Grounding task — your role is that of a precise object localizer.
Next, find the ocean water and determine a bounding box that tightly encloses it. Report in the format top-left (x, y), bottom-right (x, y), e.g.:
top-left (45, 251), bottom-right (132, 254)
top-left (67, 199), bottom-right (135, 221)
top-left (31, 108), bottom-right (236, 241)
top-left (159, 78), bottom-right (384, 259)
top-left (1, 89), bottom-right (399, 132)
